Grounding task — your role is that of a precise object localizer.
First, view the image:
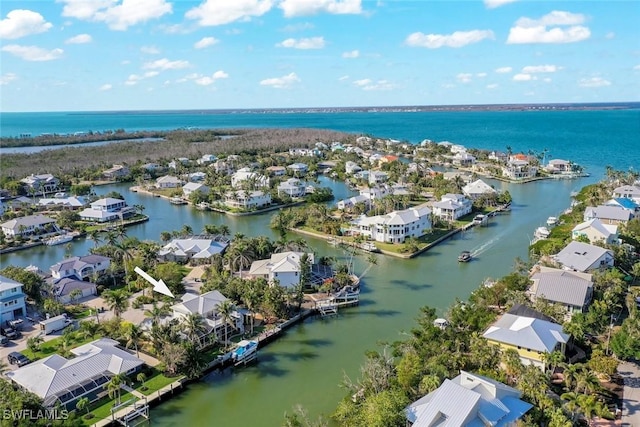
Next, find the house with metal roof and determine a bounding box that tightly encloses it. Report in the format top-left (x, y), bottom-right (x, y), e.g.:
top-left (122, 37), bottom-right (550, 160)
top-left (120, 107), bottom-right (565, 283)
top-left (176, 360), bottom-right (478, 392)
top-left (462, 179), bottom-right (496, 200)
top-left (158, 236), bottom-right (229, 264)
top-left (249, 251), bottom-right (314, 288)
top-left (612, 185), bottom-right (640, 204)
top-left (349, 205), bottom-right (432, 244)
top-left (1, 214), bottom-right (58, 238)
top-left (528, 266), bottom-right (593, 318)
top-left (405, 370), bottom-right (532, 427)
top-left (432, 194), bottom-right (472, 222)
top-left (6, 338), bottom-right (144, 409)
top-left (553, 241), bottom-right (614, 273)
top-left (49, 277), bottom-right (97, 304)
top-left (182, 182), bottom-right (210, 197)
top-left (483, 313), bottom-right (569, 369)
top-left (0, 274), bottom-right (27, 324)
top-left (50, 255), bottom-right (111, 281)
top-left (155, 175), bottom-right (184, 188)
top-left (605, 197), bottom-right (640, 213)
top-left (571, 218), bottom-right (618, 245)
top-left (277, 178), bottom-right (307, 198)
top-left (79, 197), bottom-right (134, 223)
top-left (583, 205), bottom-right (633, 225)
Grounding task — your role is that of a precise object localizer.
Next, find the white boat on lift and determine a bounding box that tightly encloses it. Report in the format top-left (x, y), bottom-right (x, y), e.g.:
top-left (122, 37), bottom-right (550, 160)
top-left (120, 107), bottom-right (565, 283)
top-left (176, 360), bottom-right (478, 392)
top-left (546, 216), bottom-right (559, 227)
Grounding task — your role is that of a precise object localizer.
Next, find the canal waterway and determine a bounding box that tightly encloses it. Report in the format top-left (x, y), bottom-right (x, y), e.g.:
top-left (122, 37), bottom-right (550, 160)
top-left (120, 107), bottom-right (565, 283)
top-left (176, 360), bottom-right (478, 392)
top-left (0, 174), bottom-right (592, 425)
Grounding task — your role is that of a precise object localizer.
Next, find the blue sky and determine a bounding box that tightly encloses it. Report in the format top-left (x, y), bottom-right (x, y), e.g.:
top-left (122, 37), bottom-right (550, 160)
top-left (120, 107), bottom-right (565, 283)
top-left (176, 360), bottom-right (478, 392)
top-left (1, 0), bottom-right (638, 112)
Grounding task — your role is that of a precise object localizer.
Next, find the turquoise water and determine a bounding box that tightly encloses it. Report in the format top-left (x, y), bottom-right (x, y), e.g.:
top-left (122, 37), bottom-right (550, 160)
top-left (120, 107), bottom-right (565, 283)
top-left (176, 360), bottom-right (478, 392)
top-left (1, 108), bottom-right (639, 425)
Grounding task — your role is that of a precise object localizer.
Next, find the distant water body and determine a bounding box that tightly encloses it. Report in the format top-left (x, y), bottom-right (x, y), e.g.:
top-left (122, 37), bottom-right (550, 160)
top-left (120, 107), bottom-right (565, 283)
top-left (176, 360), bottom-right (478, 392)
top-left (2, 108), bottom-right (639, 177)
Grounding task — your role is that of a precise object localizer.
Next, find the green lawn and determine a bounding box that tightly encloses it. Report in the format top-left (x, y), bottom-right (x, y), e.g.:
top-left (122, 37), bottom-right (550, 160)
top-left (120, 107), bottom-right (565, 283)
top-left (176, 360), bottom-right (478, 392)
top-left (82, 392), bottom-right (137, 426)
top-left (21, 334), bottom-right (97, 361)
top-left (135, 369), bottom-right (180, 396)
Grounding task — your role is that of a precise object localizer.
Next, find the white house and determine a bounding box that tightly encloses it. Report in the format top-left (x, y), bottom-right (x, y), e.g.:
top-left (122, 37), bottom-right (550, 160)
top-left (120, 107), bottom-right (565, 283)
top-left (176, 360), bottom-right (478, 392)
top-left (21, 174), bottom-right (59, 194)
top-left (287, 163), bottom-right (309, 175)
top-left (405, 371), bottom-right (532, 427)
top-left (368, 170), bottom-right (389, 185)
top-left (277, 178), bottom-right (306, 198)
top-left (6, 338), bottom-right (144, 409)
top-left (224, 191), bottom-right (271, 210)
top-left (50, 255), bottom-right (111, 281)
top-left (502, 159), bottom-right (537, 180)
top-left (197, 154), bottom-right (217, 164)
top-left (452, 151), bottom-right (476, 167)
top-left (38, 196), bottom-right (88, 209)
top-left (187, 172), bottom-right (206, 182)
top-left (1, 214), bottom-right (58, 237)
top-left (266, 166), bottom-right (286, 176)
top-left (79, 197), bottom-right (133, 222)
top-left (554, 241), bottom-right (614, 273)
top-left (584, 205), bottom-right (633, 225)
top-left (50, 278), bottom-right (97, 304)
top-left (345, 161), bottom-right (362, 175)
top-left (0, 275), bottom-right (27, 324)
top-left (182, 182), bottom-right (210, 197)
top-left (545, 159), bottom-right (572, 174)
top-left (359, 184), bottom-right (393, 201)
top-left (102, 164), bottom-right (130, 180)
top-left (336, 194), bottom-right (370, 210)
top-left (432, 194), bottom-right (473, 221)
top-left (605, 198), bottom-right (640, 214)
top-left (462, 179), bottom-right (497, 200)
top-left (156, 175), bottom-right (183, 188)
top-left (249, 252), bottom-right (314, 288)
top-left (158, 237), bottom-right (229, 263)
top-left (572, 218), bottom-right (618, 245)
top-left (612, 185), bottom-right (640, 204)
top-left (231, 168), bottom-right (270, 189)
top-left (350, 205), bottom-right (432, 244)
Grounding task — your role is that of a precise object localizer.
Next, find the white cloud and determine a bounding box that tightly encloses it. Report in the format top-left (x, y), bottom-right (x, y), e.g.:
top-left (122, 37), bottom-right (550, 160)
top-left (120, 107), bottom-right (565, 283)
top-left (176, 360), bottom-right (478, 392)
top-left (342, 50), bottom-right (359, 58)
top-left (405, 29), bottom-right (494, 48)
top-left (353, 78), bottom-right (396, 91)
top-left (60, 0), bottom-right (172, 31)
top-left (259, 72), bottom-right (300, 89)
top-left (143, 58), bottom-right (190, 70)
top-left (521, 64), bottom-right (561, 73)
top-left (141, 45), bottom-right (160, 54)
top-left (0, 73), bottom-right (18, 85)
top-left (634, 65), bottom-right (640, 71)
top-left (144, 71), bottom-right (159, 78)
top-left (281, 22), bottom-right (314, 32)
top-left (277, 37), bottom-right (325, 49)
top-left (1, 44), bottom-right (63, 61)
top-left (543, 77), bottom-right (552, 83)
top-left (65, 33), bottom-right (92, 44)
top-left (457, 73), bottom-right (473, 83)
top-left (513, 73), bottom-right (534, 81)
top-left (578, 77), bottom-right (611, 88)
top-left (339, 75), bottom-right (349, 81)
top-left (194, 37), bottom-right (219, 49)
top-left (194, 70), bottom-right (229, 85)
top-left (486, 83), bottom-right (499, 89)
top-left (0, 9), bottom-right (52, 39)
top-left (99, 83), bottom-right (112, 91)
top-left (476, 72), bottom-right (487, 78)
top-left (186, 0), bottom-right (273, 27)
top-left (495, 66), bottom-right (512, 74)
top-left (507, 11), bottom-right (590, 44)
top-left (125, 74), bottom-right (143, 85)
top-left (484, 0), bottom-right (518, 9)
top-left (279, 0), bottom-right (362, 17)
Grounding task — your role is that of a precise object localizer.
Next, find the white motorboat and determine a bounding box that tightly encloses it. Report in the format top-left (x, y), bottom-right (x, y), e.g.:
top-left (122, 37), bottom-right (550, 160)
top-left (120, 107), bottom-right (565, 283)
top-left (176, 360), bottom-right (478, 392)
top-left (44, 234), bottom-right (73, 246)
top-left (546, 216), bottom-right (559, 227)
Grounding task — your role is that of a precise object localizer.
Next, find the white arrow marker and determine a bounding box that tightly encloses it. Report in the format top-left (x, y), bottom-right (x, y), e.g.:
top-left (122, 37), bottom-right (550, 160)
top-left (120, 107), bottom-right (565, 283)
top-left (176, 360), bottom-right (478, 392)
top-left (134, 266), bottom-right (174, 298)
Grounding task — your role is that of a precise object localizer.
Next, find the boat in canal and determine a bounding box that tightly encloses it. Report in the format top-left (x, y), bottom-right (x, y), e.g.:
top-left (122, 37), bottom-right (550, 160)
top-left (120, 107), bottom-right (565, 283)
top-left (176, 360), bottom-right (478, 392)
top-left (546, 216), bottom-right (559, 227)
top-left (44, 233), bottom-right (73, 246)
top-left (458, 250), bottom-right (472, 262)
top-left (231, 340), bottom-right (258, 366)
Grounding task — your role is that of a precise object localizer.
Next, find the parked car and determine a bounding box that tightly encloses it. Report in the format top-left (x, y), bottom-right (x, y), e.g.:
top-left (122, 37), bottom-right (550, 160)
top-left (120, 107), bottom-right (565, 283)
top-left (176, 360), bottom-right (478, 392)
top-left (1, 327), bottom-right (20, 340)
top-left (0, 335), bottom-right (8, 346)
top-left (7, 351), bottom-right (31, 367)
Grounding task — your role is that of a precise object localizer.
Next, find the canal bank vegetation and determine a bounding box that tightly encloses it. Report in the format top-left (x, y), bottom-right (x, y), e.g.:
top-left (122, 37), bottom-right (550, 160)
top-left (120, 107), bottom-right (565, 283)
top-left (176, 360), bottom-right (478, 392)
top-left (327, 173), bottom-right (640, 427)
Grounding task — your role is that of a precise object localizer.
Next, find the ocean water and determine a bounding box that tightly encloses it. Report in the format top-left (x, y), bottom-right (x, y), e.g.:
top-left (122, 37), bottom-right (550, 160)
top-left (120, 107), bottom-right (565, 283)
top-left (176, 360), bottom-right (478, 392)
top-left (2, 108), bottom-right (639, 178)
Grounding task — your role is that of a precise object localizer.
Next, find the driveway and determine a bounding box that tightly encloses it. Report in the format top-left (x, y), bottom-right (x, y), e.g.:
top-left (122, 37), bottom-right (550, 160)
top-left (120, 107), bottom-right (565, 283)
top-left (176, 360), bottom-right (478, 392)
top-left (618, 361), bottom-right (640, 427)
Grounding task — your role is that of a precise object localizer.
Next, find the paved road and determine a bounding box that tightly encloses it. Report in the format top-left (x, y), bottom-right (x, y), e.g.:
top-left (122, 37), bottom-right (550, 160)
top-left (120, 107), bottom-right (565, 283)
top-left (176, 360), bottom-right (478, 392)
top-left (619, 361), bottom-right (640, 427)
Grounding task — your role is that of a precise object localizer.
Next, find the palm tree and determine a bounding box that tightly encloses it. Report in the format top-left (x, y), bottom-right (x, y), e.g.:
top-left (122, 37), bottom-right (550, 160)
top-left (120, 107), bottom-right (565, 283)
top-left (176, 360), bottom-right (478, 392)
top-left (103, 290), bottom-right (129, 318)
top-left (113, 242), bottom-right (134, 290)
top-left (217, 300), bottom-right (235, 349)
top-left (123, 323), bottom-right (144, 357)
top-left (182, 313), bottom-right (207, 346)
top-left (88, 229), bottom-right (102, 248)
top-left (76, 396), bottom-right (90, 415)
top-left (69, 288), bottom-right (83, 305)
top-left (144, 301), bottom-right (169, 327)
top-left (107, 373), bottom-right (127, 404)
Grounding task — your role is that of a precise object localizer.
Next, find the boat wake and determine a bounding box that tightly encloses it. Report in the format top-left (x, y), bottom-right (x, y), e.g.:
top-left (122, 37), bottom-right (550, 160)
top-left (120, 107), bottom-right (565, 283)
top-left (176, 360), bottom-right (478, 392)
top-left (470, 234), bottom-right (503, 258)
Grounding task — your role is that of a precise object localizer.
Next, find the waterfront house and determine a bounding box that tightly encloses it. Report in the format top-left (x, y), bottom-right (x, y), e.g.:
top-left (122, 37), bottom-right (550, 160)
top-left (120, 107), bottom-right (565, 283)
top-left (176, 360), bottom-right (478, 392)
top-left (287, 163), bottom-right (309, 176)
top-left (20, 174), bottom-right (59, 195)
top-left (483, 312), bottom-right (569, 369)
top-left (462, 179), bottom-right (497, 200)
top-left (6, 338), bottom-right (144, 410)
top-left (1, 214), bottom-right (58, 238)
top-left (171, 290), bottom-right (243, 344)
top-left (452, 151), bottom-right (476, 167)
top-left (224, 190), bottom-right (271, 210)
top-left (231, 168), bottom-right (270, 189)
top-left (142, 162), bottom-right (162, 172)
top-left (553, 241), bottom-right (614, 272)
top-left (405, 370), bottom-right (532, 426)
top-left (158, 236), bottom-right (229, 264)
top-left (502, 159), bottom-right (538, 181)
top-left (50, 254), bottom-right (111, 281)
top-left (488, 151), bottom-right (508, 163)
top-left (432, 193), bottom-right (473, 222)
top-left (50, 277), bottom-right (97, 304)
top-left (528, 266), bottom-right (593, 318)
top-left (38, 196), bottom-right (88, 209)
top-left (182, 182), bottom-right (210, 198)
top-left (0, 275), bottom-right (27, 324)
top-left (102, 164), bottom-right (130, 180)
top-left (79, 197), bottom-right (133, 223)
top-left (277, 178), bottom-right (306, 198)
top-left (187, 172), bottom-right (206, 182)
top-left (345, 161), bottom-right (362, 175)
top-left (249, 252), bottom-right (314, 288)
top-left (197, 154), bottom-right (217, 164)
top-left (349, 205), bottom-right (432, 244)
top-left (368, 170), bottom-right (389, 185)
top-left (156, 175), bottom-right (183, 189)
top-left (571, 218), bottom-right (618, 245)
top-left (266, 166), bottom-right (286, 176)
top-left (359, 184), bottom-right (392, 201)
top-left (605, 197), bottom-right (640, 214)
top-left (544, 159), bottom-right (571, 174)
top-left (583, 205), bottom-right (633, 225)
top-left (612, 184), bottom-right (640, 204)
top-left (336, 194), bottom-right (370, 210)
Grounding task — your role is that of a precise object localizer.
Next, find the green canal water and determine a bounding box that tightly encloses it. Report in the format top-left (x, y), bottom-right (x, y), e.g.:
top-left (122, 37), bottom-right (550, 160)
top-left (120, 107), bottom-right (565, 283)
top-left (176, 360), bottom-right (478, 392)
top-left (0, 175), bottom-right (594, 425)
